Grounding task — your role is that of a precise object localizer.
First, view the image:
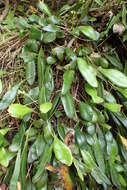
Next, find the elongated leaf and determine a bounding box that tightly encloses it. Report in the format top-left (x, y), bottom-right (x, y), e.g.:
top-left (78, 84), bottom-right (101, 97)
top-left (38, 48), bottom-right (46, 89)
top-left (93, 135), bottom-right (105, 173)
top-left (9, 122), bottom-right (25, 152)
top-left (10, 149), bottom-right (21, 190)
top-left (73, 158), bottom-right (84, 181)
top-left (21, 137), bottom-right (28, 189)
top-left (77, 58), bottom-right (98, 88)
top-left (61, 92), bottom-right (75, 119)
top-left (53, 137), bottom-right (73, 166)
top-left (28, 134), bottom-right (46, 163)
top-left (62, 70), bottom-right (74, 95)
top-left (44, 66), bottom-right (54, 101)
top-left (8, 104), bottom-right (33, 119)
top-left (26, 61), bottom-right (36, 86)
top-left (104, 103), bottom-right (122, 113)
top-left (37, 2), bottom-right (51, 16)
top-left (0, 79), bottom-right (2, 94)
top-left (78, 26), bottom-right (100, 41)
top-left (32, 144), bottom-right (52, 183)
top-left (0, 84), bottom-right (20, 110)
top-left (99, 67), bottom-right (127, 88)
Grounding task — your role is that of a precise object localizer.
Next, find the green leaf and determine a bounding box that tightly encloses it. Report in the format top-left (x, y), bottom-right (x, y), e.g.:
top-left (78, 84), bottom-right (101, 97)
top-left (37, 1), bottom-right (51, 16)
top-left (104, 103), bottom-right (122, 113)
top-left (47, 56), bottom-right (56, 65)
top-left (28, 134), bottom-right (46, 163)
top-left (38, 48), bottom-right (46, 89)
top-left (79, 102), bottom-right (93, 122)
top-left (0, 83), bottom-right (20, 110)
top-left (43, 32), bottom-right (56, 43)
top-left (73, 158), bottom-right (84, 181)
top-left (0, 148), bottom-right (10, 167)
top-left (0, 79), bottom-right (2, 94)
top-left (8, 104), bottom-right (33, 119)
top-left (122, 3), bottom-right (126, 26)
top-left (85, 84), bottom-right (103, 104)
top-left (99, 67), bottom-right (127, 88)
top-left (9, 122), bottom-right (25, 152)
top-left (81, 149), bottom-right (96, 170)
top-left (24, 87), bottom-right (39, 104)
top-left (52, 47), bottom-right (65, 62)
top-left (117, 87), bottom-right (127, 99)
top-left (61, 92), bottom-right (75, 119)
top-left (44, 66), bottom-right (54, 101)
top-left (32, 144), bottom-right (52, 183)
top-left (24, 39), bottom-right (38, 53)
top-left (26, 61), bottom-right (36, 85)
top-left (62, 70), bottom-right (75, 95)
top-left (40, 102), bottom-right (52, 113)
top-left (43, 24), bottom-right (59, 33)
top-left (93, 135), bottom-right (105, 173)
top-left (10, 149), bottom-right (21, 190)
top-left (78, 26), bottom-right (100, 41)
top-left (21, 137), bottom-right (28, 189)
top-left (77, 58), bottom-right (98, 88)
top-left (53, 137), bottom-right (73, 166)
top-left (30, 26), bottom-right (42, 40)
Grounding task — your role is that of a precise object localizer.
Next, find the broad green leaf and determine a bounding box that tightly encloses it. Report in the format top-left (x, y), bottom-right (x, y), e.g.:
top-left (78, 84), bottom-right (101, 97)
top-left (104, 103), bottom-right (122, 112)
top-left (77, 58), bottom-right (98, 88)
top-left (78, 26), bottom-right (100, 41)
top-left (38, 48), bottom-right (46, 89)
top-left (85, 84), bottom-right (104, 104)
top-left (0, 79), bottom-right (2, 94)
top-left (43, 24), bottom-right (59, 33)
top-left (79, 102), bottom-right (93, 122)
top-left (29, 14), bottom-right (40, 23)
top-left (75, 130), bottom-right (86, 149)
top-left (21, 51), bottom-right (36, 63)
top-left (8, 104), bottom-right (33, 119)
top-left (57, 119), bottom-right (65, 141)
top-left (26, 61), bottom-right (36, 85)
top-left (0, 83), bottom-right (20, 110)
top-left (10, 149), bottom-right (21, 190)
top-left (32, 144), bottom-right (52, 183)
top-left (43, 32), bottom-right (56, 43)
top-left (62, 70), bottom-right (75, 95)
top-left (23, 39), bottom-right (38, 53)
top-left (40, 102), bottom-right (52, 113)
top-left (53, 137), bottom-right (73, 166)
top-left (0, 128), bottom-right (10, 136)
top-left (30, 26), bottom-right (42, 40)
top-left (99, 67), bottom-right (127, 88)
top-left (37, 1), bottom-right (51, 16)
top-left (104, 54), bottom-right (123, 71)
top-left (61, 92), bottom-right (75, 119)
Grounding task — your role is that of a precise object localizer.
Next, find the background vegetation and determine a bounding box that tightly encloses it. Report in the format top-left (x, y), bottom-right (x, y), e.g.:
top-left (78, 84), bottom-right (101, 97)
top-left (0, 0), bottom-right (127, 189)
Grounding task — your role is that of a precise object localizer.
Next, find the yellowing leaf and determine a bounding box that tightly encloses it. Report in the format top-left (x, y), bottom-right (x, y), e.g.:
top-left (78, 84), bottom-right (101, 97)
top-left (60, 165), bottom-right (73, 190)
top-left (120, 135), bottom-right (127, 150)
